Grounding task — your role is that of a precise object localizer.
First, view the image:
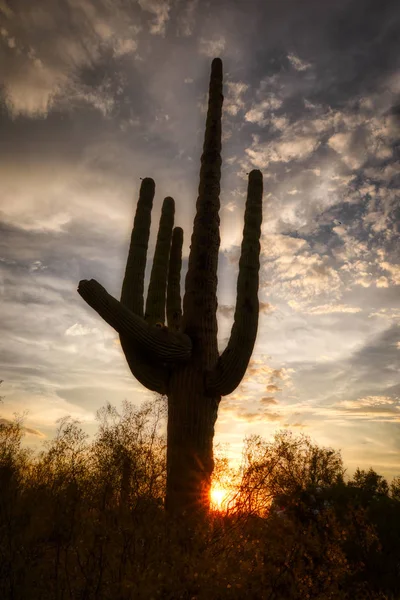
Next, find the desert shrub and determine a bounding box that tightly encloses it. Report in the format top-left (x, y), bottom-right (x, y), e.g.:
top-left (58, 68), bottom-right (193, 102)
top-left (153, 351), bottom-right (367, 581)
top-left (0, 397), bottom-right (398, 599)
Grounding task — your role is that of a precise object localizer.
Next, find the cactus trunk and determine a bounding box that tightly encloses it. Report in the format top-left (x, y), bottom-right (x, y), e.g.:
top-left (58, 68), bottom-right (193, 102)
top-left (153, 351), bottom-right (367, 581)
top-left (166, 364), bottom-right (219, 514)
top-left (78, 58), bottom-right (263, 516)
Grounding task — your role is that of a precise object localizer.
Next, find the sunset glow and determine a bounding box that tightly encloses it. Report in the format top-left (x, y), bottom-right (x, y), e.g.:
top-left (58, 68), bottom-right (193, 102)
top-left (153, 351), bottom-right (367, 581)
top-left (210, 486), bottom-right (229, 511)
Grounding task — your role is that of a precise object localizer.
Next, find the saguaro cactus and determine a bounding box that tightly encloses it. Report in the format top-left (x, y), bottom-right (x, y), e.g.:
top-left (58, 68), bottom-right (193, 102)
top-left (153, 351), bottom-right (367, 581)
top-left (78, 58), bottom-right (263, 515)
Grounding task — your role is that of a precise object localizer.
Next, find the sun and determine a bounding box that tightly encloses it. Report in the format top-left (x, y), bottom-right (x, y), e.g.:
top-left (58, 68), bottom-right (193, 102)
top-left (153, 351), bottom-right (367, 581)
top-left (210, 485), bottom-right (228, 511)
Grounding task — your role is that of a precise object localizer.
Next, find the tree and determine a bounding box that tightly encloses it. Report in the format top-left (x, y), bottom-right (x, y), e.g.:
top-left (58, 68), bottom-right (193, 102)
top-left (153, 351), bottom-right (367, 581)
top-left (77, 58), bottom-right (263, 516)
top-left (349, 467), bottom-right (389, 501)
top-left (235, 431), bottom-right (344, 516)
top-left (390, 475), bottom-right (400, 502)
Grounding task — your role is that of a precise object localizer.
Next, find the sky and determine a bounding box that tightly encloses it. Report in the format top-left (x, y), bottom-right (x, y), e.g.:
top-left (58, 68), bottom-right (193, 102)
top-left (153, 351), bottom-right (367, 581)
top-left (0, 0), bottom-right (399, 481)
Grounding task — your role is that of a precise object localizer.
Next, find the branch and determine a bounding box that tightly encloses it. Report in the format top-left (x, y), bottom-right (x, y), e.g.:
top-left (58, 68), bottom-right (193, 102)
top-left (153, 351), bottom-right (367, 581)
top-left (121, 177), bottom-right (155, 316)
top-left (120, 339), bottom-right (169, 394)
top-left (205, 170), bottom-right (263, 395)
top-left (167, 227), bottom-right (183, 332)
top-left (145, 196), bottom-right (175, 325)
top-left (78, 279), bottom-right (192, 363)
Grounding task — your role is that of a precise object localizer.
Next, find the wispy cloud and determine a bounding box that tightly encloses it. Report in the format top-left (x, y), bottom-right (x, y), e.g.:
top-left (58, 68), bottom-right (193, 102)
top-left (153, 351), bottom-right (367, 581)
top-left (176, 0), bottom-right (198, 37)
top-left (198, 35), bottom-right (225, 57)
top-left (287, 52), bottom-right (312, 71)
top-left (0, 417), bottom-right (46, 438)
top-left (138, 0), bottom-right (172, 35)
top-left (0, 1), bottom-right (141, 117)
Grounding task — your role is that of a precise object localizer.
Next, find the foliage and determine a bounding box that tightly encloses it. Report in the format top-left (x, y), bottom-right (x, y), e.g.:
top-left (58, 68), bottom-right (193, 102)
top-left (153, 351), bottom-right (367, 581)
top-left (231, 431), bottom-right (344, 516)
top-left (0, 397), bottom-right (399, 599)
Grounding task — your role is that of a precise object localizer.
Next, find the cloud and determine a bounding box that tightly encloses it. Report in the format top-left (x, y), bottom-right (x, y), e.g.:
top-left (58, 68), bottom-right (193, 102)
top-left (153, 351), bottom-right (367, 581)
top-left (380, 260), bottom-right (400, 286)
top-left (266, 384), bottom-right (281, 393)
top-left (244, 96), bottom-right (283, 127)
top-left (2, 52), bottom-right (66, 118)
top-left (327, 131), bottom-right (367, 170)
top-left (328, 132), bottom-right (353, 155)
top-left (369, 309), bottom-right (400, 323)
top-left (219, 395), bottom-right (282, 423)
top-left (259, 301), bottom-right (274, 314)
top-left (287, 53), bottom-right (312, 71)
top-left (218, 304), bottom-right (234, 319)
top-left (270, 394), bottom-right (400, 429)
top-left (246, 135), bottom-right (320, 167)
top-left (364, 162), bottom-right (400, 183)
top-left (304, 304), bottom-right (362, 315)
top-left (334, 395), bottom-right (400, 421)
top-left (218, 302), bottom-right (274, 319)
top-left (363, 188), bottom-right (399, 240)
top-left (284, 421), bottom-right (306, 428)
top-left (213, 359), bottom-right (294, 427)
top-left (198, 35), bottom-right (225, 57)
top-left (224, 81), bottom-right (248, 116)
top-left (0, 417), bottom-right (46, 438)
top-left (113, 38), bottom-right (138, 57)
top-left (244, 358), bottom-right (294, 389)
top-left (242, 66), bottom-right (399, 198)
top-left (330, 209), bottom-right (399, 291)
top-left (176, 0), bottom-right (198, 37)
top-left (65, 323), bottom-right (99, 337)
top-left (261, 234), bottom-right (343, 301)
top-left (260, 396), bottom-right (278, 405)
top-left (238, 409), bottom-right (281, 423)
top-left (138, 0), bottom-right (171, 35)
top-left (0, 1), bottom-right (141, 117)
top-left (326, 105), bottom-right (399, 171)
top-left (288, 324), bottom-right (400, 418)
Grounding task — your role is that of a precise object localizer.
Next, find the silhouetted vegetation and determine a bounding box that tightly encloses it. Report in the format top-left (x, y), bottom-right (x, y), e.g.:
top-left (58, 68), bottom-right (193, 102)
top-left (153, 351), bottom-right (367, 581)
top-left (78, 58), bottom-right (263, 515)
top-left (1, 396), bottom-right (399, 599)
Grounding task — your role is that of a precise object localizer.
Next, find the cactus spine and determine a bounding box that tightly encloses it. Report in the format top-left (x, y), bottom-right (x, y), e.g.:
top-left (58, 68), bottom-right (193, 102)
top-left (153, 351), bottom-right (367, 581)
top-left (78, 58), bottom-right (263, 515)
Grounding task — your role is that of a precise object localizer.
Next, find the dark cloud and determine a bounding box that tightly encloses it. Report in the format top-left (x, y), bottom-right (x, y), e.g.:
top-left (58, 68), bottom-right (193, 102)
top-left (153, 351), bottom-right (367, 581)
top-left (344, 324), bottom-right (400, 397)
top-left (266, 384), bottom-right (281, 393)
top-left (325, 0), bottom-right (400, 94)
top-left (286, 323), bottom-right (400, 408)
top-left (260, 396), bottom-right (278, 406)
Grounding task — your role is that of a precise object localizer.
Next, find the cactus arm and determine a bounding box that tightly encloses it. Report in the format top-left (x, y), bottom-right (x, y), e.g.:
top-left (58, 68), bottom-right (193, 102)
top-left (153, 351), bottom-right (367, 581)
top-left (119, 177), bottom-right (170, 392)
top-left (205, 169), bottom-right (263, 396)
top-left (144, 197), bottom-right (175, 325)
top-left (121, 177), bottom-right (155, 316)
top-left (122, 349), bottom-right (169, 394)
top-left (78, 279), bottom-right (192, 363)
top-left (167, 227), bottom-right (183, 332)
top-left (181, 58), bottom-right (223, 363)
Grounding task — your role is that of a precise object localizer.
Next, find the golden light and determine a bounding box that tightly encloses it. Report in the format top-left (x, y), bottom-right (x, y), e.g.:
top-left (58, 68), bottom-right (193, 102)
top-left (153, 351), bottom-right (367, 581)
top-left (210, 485), bottom-right (228, 511)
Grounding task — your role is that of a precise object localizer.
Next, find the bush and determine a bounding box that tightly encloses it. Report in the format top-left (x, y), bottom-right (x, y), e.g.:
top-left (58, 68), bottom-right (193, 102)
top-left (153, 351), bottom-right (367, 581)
top-left (0, 397), bottom-right (399, 599)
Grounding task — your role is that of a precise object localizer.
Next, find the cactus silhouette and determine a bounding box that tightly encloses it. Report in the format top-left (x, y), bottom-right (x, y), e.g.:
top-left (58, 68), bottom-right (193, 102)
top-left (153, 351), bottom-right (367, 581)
top-left (78, 58), bottom-right (263, 515)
